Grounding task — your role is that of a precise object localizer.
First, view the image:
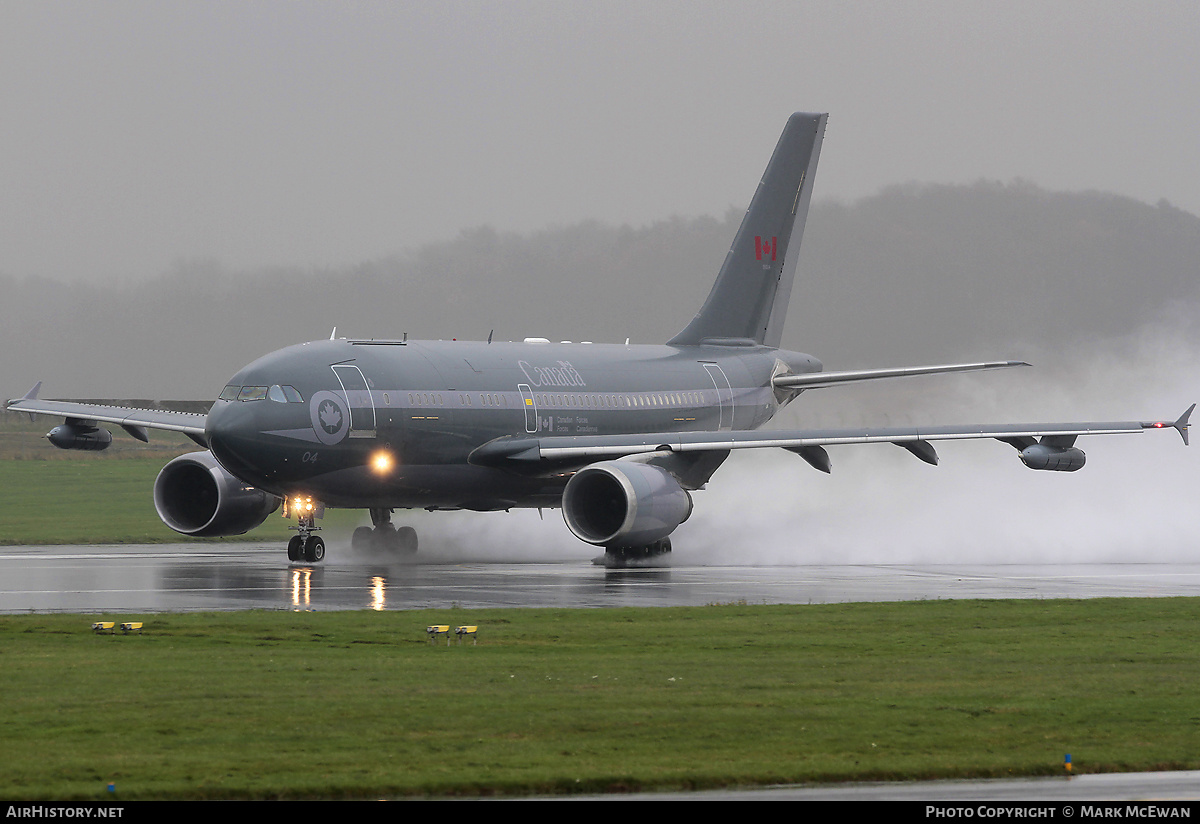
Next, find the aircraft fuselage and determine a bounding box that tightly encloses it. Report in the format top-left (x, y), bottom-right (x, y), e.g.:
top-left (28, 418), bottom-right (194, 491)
top-left (205, 338), bottom-right (821, 510)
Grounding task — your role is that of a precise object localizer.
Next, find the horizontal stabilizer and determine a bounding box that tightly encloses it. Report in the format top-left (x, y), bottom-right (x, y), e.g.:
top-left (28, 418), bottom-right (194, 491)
top-left (773, 360), bottom-right (1029, 390)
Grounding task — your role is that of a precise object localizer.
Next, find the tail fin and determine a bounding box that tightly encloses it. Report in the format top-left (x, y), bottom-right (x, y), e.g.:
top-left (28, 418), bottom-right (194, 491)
top-left (669, 112), bottom-right (827, 348)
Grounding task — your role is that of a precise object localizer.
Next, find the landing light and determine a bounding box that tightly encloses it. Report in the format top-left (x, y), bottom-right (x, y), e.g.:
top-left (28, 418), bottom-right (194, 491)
top-left (285, 495), bottom-right (317, 518)
top-left (370, 450), bottom-right (395, 475)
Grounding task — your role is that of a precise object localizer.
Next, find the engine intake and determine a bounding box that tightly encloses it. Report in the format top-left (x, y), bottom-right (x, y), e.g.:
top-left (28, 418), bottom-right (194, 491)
top-left (562, 461), bottom-right (692, 547)
top-left (154, 451), bottom-right (279, 536)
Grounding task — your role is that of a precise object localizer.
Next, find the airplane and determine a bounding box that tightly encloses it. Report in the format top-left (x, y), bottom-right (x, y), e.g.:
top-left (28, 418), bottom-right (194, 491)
top-left (7, 112), bottom-right (1193, 566)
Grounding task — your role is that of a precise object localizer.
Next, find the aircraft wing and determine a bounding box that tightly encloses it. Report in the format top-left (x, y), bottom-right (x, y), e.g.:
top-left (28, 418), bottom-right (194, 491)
top-left (470, 405), bottom-right (1194, 472)
top-left (6, 383), bottom-right (209, 445)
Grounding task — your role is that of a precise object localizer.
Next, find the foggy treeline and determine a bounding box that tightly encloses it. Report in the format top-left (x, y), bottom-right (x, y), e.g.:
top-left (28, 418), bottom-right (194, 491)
top-left (3, 180), bottom-right (1199, 400)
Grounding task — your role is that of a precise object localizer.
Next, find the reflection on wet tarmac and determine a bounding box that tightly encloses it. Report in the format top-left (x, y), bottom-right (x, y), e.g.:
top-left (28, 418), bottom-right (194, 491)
top-left (4, 543), bottom-right (1200, 613)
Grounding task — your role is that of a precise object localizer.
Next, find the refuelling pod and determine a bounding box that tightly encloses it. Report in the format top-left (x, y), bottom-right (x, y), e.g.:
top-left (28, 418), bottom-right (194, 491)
top-left (1020, 443), bottom-right (1086, 472)
top-left (153, 451), bottom-right (280, 537)
top-left (562, 460), bottom-right (693, 548)
top-left (46, 422), bottom-right (112, 451)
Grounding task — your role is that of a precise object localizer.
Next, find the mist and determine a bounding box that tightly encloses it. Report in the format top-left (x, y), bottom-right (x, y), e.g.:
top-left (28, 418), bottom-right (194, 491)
top-left (4, 3), bottom-right (1200, 284)
top-left (677, 317), bottom-right (1200, 566)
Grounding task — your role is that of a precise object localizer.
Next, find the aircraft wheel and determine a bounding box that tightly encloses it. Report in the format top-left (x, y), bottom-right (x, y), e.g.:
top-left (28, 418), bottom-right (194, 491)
top-left (287, 535), bottom-right (304, 562)
top-left (371, 523), bottom-right (397, 552)
top-left (602, 539), bottom-right (671, 568)
top-left (396, 526), bottom-right (418, 554)
top-left (304, 535), bottom-right (326, 563)
top-left (351, 526), bottom-right (373, 552)
top-left (603, 545), bottom-right (637, 567)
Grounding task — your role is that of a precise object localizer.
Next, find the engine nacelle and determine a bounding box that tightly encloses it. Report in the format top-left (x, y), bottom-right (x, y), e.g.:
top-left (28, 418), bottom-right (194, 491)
top-left (562, 461), bottom-right (693, 547)
top-left (1020, 443), bottom-right (1086, 472)
top-left (46, 423), bottom-right (112, 451)
top-left (153, 451), bottom-right (279, 537)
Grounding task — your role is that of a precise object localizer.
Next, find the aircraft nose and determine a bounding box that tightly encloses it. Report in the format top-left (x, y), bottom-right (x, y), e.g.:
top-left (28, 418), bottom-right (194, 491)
top-left (204, 398), bottom-right (236, 447)
top-left (205, 399), bottom-right (257, 472)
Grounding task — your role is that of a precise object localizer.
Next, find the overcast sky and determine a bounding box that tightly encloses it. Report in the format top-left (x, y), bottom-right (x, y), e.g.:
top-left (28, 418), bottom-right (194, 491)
top-left (3, 1), bottom-right (1199, 284)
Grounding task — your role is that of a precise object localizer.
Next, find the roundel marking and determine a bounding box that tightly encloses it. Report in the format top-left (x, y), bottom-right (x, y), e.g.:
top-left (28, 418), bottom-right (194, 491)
top-left (310, 390), bottom-right (349, 445)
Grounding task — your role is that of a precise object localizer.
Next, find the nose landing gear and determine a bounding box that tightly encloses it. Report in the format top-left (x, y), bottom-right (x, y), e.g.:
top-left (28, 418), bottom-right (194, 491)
top-left (285, 495), bottom-right (325, 563)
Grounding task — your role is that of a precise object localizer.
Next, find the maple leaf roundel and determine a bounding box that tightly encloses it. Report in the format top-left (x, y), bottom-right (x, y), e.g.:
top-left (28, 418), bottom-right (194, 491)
top-left (309, 390), bottom-right (350, 444)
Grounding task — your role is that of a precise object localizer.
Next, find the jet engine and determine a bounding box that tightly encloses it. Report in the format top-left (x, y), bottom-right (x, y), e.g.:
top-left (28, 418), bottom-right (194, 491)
top-left (153, 451), bottom-right (280, 537)
top-left (1019, 443), bottom-right (1086, 472)
top-left (562, 460), bottom-right (693, 547)
top-left (46, 422), bottom-right (112, 451)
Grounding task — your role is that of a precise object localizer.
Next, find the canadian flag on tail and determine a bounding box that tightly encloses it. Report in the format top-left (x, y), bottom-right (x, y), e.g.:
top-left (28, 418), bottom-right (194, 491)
top-left (754, 236), bottom-right (777, 261)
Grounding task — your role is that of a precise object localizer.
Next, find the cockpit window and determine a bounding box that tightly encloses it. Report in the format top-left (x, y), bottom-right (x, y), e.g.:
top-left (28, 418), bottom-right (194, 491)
top-left (267, 384), bottom-right (304, 403)
top-left (222, 384), bottom-right (302, 402)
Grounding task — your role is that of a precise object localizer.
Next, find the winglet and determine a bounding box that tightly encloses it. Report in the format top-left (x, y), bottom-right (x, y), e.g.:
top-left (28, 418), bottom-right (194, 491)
top-left (1174, 403), bottom-right (1194, 446)
top-left (13, 381), bottom-right (42, 421)
top-left (1143, 403), bottom-right (1193, 445)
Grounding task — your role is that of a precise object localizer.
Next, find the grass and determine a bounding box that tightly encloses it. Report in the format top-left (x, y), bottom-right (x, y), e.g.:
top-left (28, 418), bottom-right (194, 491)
top-left (1, 599), bottom-right (1199, 799)
top-left (0, 412), bottom-right (301, 544)
top-left (0, 458), bottom-right (297, 544)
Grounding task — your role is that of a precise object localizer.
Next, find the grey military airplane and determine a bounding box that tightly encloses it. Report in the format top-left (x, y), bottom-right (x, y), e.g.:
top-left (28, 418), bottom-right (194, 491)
top-left (8, 113), bottom-right (1193, 565)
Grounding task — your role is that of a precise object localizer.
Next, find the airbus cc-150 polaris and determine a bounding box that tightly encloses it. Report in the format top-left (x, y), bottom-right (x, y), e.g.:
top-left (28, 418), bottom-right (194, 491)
top-left (8, 113), bottom-right (1192, 565)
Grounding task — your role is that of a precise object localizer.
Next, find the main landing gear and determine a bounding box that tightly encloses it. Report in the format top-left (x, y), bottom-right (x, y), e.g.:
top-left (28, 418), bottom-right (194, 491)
top-left (597, 537), bottom-right (672, 568)
top-left (351, 508), bottom-right (419, 555)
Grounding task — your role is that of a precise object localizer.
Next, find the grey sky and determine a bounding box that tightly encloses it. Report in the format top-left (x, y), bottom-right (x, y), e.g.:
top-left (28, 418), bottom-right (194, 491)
top-left (3, 1), bottom-right (1199, 283)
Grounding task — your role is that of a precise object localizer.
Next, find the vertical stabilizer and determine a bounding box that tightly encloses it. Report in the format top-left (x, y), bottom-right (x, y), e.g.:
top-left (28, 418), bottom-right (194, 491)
top-left (669, 112), bottom-right (827, 348)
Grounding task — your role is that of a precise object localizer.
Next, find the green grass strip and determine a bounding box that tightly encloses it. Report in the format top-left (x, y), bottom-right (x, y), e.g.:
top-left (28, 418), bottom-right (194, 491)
top-left (1, 599), bottom-right (1198, 799)
top-left (0, 458), bottom-right (293, 545)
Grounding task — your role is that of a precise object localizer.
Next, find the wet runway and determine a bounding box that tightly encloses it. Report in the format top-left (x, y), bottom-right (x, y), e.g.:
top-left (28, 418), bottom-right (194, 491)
top-left (4, 543), bottom-right (1200, 613)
